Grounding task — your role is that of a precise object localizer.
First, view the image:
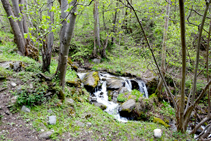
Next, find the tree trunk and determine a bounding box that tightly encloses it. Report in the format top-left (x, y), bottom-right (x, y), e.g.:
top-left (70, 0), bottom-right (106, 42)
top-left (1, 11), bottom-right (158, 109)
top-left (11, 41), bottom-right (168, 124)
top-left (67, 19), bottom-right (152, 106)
top-left (111, 2), bottom-right (118, 44)
top-left (56, 0), bottom-right (77, 88)
top-left (93, 0), bottom-right (101, 57)
top-left (19, 0), bottom-right (29, 33)
top-left (177, 0), bottom-right (187, 133)
top-left (157, 0), bottom-right (171, 97)
top-left (1, 0), bottom-right (26, 55)
top-left (42, 0), bottom-right (54, 72)
top-left (11, 0), bottom-right (24, 34)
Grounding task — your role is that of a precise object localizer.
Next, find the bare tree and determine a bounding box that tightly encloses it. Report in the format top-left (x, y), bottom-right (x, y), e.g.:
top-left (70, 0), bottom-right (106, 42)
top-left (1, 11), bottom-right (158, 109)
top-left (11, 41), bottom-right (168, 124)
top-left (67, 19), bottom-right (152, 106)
top-left (93, 0), bottom-right (101, 57)
top-left (56, 0), bottom-right (77, 88)
top-left (1, 0), bottom-right (26, 55)
top-left (42, 0), bottom-right (54, 72)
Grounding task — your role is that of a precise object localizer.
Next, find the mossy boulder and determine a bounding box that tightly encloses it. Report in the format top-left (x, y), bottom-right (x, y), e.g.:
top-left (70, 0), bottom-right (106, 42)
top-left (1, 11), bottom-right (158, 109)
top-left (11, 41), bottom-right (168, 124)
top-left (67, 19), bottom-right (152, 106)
top-left (66, 78), bottom-right (81, 87)
top-left (82, 71), bottom-right (99, 92)
top-left (119, 99), bottom-right (136, 117)
top-left (153, 117), bottom-right (170, 128)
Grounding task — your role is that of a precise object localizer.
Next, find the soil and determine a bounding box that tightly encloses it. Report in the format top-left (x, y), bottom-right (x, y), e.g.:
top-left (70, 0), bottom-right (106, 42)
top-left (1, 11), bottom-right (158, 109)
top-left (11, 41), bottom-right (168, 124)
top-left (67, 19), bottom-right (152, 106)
top-left (0, 79), bottom-right (40, 141)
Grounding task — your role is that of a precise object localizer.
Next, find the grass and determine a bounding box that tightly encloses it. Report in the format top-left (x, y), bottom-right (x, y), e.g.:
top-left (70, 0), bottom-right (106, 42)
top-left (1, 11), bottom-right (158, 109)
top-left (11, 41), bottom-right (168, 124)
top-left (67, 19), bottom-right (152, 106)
top-left (21, 97), bottom-right (194, 140)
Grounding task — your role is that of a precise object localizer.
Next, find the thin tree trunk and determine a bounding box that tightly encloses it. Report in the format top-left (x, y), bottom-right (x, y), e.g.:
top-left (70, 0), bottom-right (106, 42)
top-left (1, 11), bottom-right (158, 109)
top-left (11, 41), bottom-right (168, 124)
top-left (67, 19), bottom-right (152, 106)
top-left (111, 2), bottom-right (118, 44)
top-left (207, 18), bottom-right (211, 118)
top-left (93, 0), bottom-right (101, 57)
top-left (102, 3), bottom-right (107, 30)
top-left (1, 0), bottom-right (25, 55)
top-left (157, 0), bottom-right (171, 97)
top-left (191, 1), bottom-right (211, 104)
top-left (42, 0), bottom-right (54, 72)
top-left (177, 0), bottom-right (186, 133)
top-left (19, 0), bottom-right (28, 33)
top-left (11, 0), bottom-right (24, 34)
top-left (56, 0), bottom-right (77, 88)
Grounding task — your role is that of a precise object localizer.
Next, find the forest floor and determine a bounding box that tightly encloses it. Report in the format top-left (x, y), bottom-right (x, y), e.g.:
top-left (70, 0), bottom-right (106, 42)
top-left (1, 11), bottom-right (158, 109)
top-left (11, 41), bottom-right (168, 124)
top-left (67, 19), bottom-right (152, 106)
top-left (0, 32), bottom-right (196, 141)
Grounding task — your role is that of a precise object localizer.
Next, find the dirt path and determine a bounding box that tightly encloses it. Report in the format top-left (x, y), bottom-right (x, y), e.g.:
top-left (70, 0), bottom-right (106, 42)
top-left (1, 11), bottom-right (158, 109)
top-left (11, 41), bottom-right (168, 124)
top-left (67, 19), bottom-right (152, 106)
top-left (0, 81), bottom-right (39, 141)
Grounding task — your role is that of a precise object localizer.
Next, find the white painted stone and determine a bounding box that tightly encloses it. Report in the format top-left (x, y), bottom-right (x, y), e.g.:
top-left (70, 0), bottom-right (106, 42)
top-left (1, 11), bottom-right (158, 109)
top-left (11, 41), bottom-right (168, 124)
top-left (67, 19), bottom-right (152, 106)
top-left (48, 116), bottom-right (56, 125)
top-left (10, 82), bottom-right (17, 87)
top-left (154, 129), bottom-right (162, 138)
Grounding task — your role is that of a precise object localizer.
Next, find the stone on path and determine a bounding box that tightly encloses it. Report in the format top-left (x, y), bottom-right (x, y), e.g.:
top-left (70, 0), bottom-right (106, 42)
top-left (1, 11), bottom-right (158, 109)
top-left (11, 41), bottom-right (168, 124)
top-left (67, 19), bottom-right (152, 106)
top-left (39, 130), bottom-right (54, 139)
top-left (10, 82), bottom-right (17, 87)
top-left (153, 129), bottom-right (162, 138)
top-left (48, 116), bottom-right (56, 125)
top-left (21, 105), bottom-right (30, 112)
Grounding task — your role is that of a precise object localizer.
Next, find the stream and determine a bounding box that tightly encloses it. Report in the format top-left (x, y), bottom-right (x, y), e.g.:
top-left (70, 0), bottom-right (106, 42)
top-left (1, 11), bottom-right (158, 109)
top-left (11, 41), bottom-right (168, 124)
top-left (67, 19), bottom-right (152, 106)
top-left (78, 71), bottom-right (148, 122)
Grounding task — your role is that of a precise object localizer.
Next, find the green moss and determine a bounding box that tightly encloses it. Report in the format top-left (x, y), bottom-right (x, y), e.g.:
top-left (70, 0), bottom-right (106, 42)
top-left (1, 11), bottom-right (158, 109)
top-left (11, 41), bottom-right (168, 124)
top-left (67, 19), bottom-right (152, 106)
top-left (153, 117), bottom-right (170, 128)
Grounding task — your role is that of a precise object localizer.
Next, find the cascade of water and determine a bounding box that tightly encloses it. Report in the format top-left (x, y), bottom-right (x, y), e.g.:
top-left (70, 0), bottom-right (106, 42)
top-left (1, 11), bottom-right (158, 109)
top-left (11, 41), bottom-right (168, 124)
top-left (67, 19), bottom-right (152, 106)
top-left (136, 80), bottom-right (148, 98)
top-left (93, 80), bottom-right (127, 122)
top-left (121, 77), bottom-right (132, 92)
top-left (78, 72), bottom-right (149, 122)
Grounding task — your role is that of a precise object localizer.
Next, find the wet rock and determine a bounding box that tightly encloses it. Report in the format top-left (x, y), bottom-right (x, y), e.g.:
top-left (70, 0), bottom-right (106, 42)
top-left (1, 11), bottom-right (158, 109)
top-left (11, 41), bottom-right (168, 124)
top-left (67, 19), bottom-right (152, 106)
top-left (10, 82), bottom-right (17, 87)
top-left (119, 99), bottom-right (136, 117)
top-left (118, 87), bottom-right (129, 94)
top-left (106, 79), bottom-right (124, 90)
top-left (21, 106), bottom-right (30, 112)
top-left (48, 116), bottom-right (56, 125)
top-left (153, 129), bottom-right (162, 138)
top-left (66, 98), bottom-right (74, 106)
top-left (83, 72), bottom-right (99, 92)
top-left (93, 102), bottom-right (107, 110)
top-left (90, 97), bottom-right (97, 102)
top-left (39, 130), bottom-right (54, 139)
top-left (92, 58), bottom-right (101, 64)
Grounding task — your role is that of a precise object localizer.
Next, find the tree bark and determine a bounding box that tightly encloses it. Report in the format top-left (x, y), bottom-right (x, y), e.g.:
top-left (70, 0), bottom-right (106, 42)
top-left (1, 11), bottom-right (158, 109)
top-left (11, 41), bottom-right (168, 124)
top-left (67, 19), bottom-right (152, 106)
top-left (93, 0), bottom-right (101, 57)
top-left (56, 0), bottom-right (77, 88)
top-left (42, 0), bottom-right (54, 72)
top-left (177, 0), bottom-right (187, 133)
top-left (157, 0), bottom-right (171, 97)
top-left (111, 1), bottom-right (118, 44)
top-left (11, 0), bottom-right (24, 34)
top-left (19, 0), bottom-right (28, 33)
top-left (1, 0), bottom-right (26, 55)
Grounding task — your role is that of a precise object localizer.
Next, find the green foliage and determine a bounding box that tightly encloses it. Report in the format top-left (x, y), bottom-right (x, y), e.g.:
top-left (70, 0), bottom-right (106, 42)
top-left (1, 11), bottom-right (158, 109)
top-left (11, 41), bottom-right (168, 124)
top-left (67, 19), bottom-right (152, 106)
top-left (117, 90), bottom-right (143, 102)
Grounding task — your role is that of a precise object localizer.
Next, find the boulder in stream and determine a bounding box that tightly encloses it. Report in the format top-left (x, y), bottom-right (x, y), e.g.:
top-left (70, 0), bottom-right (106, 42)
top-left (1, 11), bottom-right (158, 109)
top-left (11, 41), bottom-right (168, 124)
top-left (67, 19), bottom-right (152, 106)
top-left (119, 99), bottom-right (136, 117)
top-left (93, 102), bottom-right (107, 110)
top-left (106, 78), bottom-right (124, 90)
top-left (82, 72), bottom-right (99, 92)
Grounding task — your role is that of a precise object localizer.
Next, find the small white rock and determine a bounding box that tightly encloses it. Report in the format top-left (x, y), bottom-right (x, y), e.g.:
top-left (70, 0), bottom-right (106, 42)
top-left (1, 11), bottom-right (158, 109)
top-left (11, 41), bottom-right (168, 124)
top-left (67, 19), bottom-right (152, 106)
top-left (10, 82), bottom-right (17, 87)
top-left (21, 105), bottom-right (30, 112)
top-left (48, 116), bottom-right (56, 125)
top-left (154, 129), bottom-right (162, 138)
top-left (39, 130), bottom-right (54, 139)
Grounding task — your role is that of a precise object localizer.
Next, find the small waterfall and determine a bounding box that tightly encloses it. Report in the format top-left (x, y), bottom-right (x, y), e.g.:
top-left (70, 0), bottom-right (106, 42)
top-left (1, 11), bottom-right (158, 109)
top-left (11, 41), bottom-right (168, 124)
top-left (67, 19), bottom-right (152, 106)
top-left (121, 77), bottom-right (132, 92)
top-left (93, 80), bottom-right (127, 122)
top-left (136, 80), bottom-right (148, 98)
top-left (78, 71), bottom-right (149, 122)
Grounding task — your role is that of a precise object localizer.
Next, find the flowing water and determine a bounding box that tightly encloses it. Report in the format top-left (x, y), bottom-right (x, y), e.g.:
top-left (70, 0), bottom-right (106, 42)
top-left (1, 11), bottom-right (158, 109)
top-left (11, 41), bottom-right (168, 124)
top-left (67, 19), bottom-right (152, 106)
top-left (78, 71), bottom-right (148, 122)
